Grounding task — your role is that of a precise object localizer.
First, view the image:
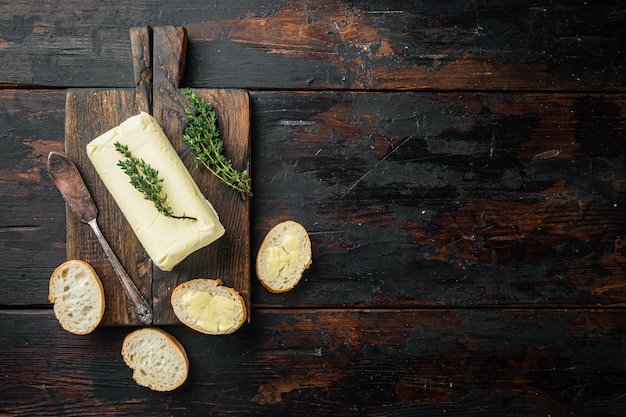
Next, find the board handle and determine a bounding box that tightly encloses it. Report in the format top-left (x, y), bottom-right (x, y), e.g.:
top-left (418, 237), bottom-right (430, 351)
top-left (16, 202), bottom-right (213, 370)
top-left (130, 26), bottom-right (153, 114)
top-left (154, 26), bottom-right (187, 89)
top-left (153, 26), bottom-right (188, 142)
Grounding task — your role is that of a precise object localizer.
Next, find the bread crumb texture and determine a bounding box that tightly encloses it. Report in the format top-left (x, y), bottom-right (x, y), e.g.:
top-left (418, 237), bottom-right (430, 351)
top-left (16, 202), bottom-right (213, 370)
top-left (122, 328), bottom-right (189, 391)
top-left (256, 220), bottom-right (312, 293)
top-left (48, 260), bottom-right (105, 335)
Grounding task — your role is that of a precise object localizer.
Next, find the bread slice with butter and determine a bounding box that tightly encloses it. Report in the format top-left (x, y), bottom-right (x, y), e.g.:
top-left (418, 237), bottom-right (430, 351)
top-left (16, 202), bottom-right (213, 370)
top-left (86, 112), bottom-right (225, 271)
top-left (121, 327), bottom-right (189, 391)
top-left (48, 260), bottom-right (105, 335)
top-left (171, 278), bottom-right (247, 334)
top-left (256, 220), bottom-right (312, 293)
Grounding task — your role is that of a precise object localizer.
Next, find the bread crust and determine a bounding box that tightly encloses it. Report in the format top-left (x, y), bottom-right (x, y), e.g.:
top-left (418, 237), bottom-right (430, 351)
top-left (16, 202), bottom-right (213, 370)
top-left (48, 259), bottom-right (105, 335)
top-left (121, 327), bottom-right (189, 391)
top-left (171, 278), bottom-right (247, 335)
top-left (256, 220), bottom-right (312, 293)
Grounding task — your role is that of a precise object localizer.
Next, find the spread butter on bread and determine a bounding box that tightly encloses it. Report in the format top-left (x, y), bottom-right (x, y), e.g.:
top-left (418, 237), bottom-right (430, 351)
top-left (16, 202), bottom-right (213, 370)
top-left (171, 278), bottom-right (247, 335)
top-left (256, 220), bottom-right (312, 293)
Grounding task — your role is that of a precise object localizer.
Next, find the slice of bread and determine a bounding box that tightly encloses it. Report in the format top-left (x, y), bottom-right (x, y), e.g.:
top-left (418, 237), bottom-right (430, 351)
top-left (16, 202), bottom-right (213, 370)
top-left (256, 220), bottom-right (311, 293)
top-left (48, 260), bottom-right (105, 335)
top-left (121, 327), bottom-right (189, 391)
top-left (171, 278), bottom-right (247, 335)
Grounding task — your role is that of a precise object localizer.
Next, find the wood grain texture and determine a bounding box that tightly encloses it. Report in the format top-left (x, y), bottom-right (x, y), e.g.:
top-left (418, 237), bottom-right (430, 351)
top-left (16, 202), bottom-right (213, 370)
top-left (0, 0), bottom-right (623, 91)
top-left (130, 26), bottom-right (153, 114)
top-left (0, 89), bottom-right (67, 305)
top-left (1, 309), bottom-right (625, 416)
top-left (249, 90), bottom-right (626, 308)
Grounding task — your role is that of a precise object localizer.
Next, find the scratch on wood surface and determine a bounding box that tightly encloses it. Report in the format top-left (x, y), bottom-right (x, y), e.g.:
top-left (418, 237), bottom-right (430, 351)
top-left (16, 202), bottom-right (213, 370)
top-left (592, 282), bottom-right (626, 295)
top-left (258, 347), bottom-right (323, 356)
top-left (532, 149), bottom-right (561, 160)
top-left (342, 135), bottom-right (414, 196)
top-left (0, 225), bottom-right (42, 233)
top-left (277, 119), bottom-right (317, 126)
top-left (363, 10), bottom-right (404, 15)
top-left (489, 131), bottom-right (496, 158)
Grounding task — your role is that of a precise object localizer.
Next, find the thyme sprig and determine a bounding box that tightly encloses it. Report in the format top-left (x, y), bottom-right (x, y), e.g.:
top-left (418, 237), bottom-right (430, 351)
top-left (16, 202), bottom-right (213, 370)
top-left (182, 88), bottom-right (252, 200)
top-left (114, 142), bottom-right (196, 221)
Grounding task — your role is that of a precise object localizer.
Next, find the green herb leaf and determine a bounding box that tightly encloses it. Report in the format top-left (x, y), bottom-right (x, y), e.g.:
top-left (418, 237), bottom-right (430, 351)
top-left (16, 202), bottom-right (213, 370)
top-left (182, 88), bottom-right (252, 199)
top-left (114, 142), bottom-right (196, 221)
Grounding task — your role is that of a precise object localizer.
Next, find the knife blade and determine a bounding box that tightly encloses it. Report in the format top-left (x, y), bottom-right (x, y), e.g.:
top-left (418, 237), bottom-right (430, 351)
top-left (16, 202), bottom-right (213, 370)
top-left (47, 152), bottom-right (153, 325)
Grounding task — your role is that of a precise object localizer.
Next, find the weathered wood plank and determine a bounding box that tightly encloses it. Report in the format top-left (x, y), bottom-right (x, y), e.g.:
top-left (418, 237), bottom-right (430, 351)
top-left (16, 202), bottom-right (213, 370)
top-left (1, 308), bottom-right (625, 416)
top-left (2, 90), bottom-right (625, 309)
top-left (0, 89), bottom-right (67, 304)
top-left (250, 91), bottom-right (626, 308)
top-left (0, 0), bottom-right (623, 91)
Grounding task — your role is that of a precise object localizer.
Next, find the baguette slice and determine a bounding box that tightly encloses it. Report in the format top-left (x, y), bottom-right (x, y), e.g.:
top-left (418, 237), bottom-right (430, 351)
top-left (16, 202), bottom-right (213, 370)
top-left (48, 260), bottom-right (105, 335)
top-left (171, 279), bottom-right (247, 335)
top-left (121, 327), bottom-right (189, 391)
top-left (256, 220), bottom-right (312, 293)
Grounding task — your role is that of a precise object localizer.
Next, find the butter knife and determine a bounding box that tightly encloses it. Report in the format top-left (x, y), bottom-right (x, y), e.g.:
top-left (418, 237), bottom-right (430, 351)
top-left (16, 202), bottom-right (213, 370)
top-left (47, 152), bottom-right (153, 325)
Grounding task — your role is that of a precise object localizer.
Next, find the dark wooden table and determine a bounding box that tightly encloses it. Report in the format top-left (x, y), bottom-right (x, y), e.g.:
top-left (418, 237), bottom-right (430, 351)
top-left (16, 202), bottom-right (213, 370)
top-left (2, 1), bottom-right (625, 416)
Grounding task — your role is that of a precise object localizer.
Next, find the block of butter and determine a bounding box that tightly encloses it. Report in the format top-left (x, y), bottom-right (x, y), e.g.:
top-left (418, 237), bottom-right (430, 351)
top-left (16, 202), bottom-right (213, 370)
top-left (86, 112), bottom-right (225, 271)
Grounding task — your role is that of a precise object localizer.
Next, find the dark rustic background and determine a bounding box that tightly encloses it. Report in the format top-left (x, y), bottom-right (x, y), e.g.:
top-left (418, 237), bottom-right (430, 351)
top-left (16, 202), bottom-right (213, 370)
top-left (1, 1), bottom-right (625, 416)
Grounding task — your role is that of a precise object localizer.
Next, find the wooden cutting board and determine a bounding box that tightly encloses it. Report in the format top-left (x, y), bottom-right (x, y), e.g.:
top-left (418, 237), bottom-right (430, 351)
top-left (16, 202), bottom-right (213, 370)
top-left (65, 26), bottom-right (251, 326)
